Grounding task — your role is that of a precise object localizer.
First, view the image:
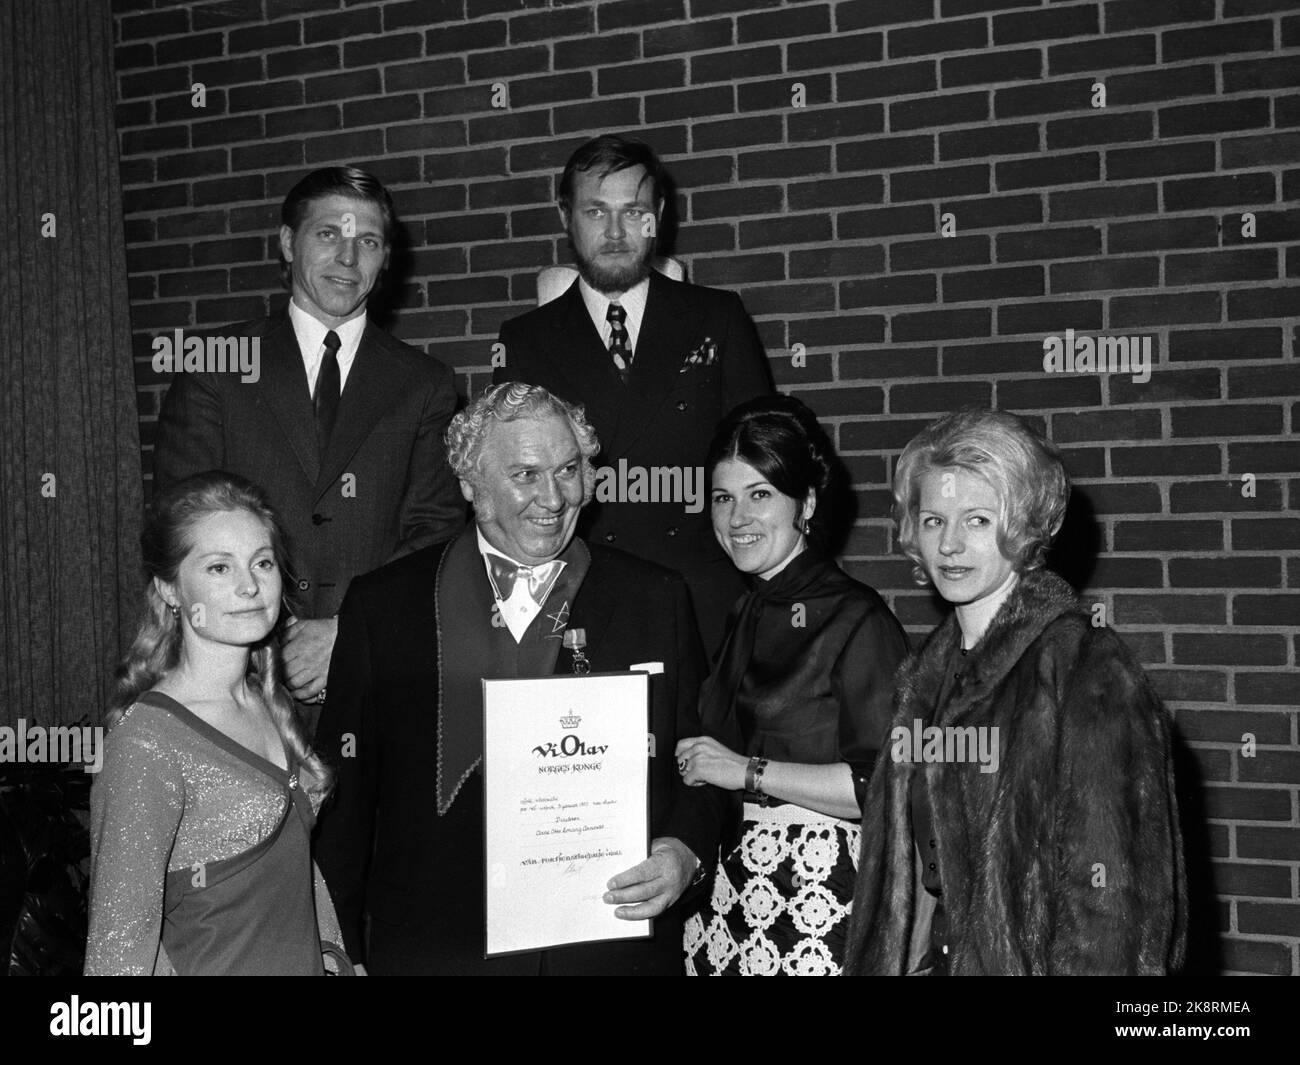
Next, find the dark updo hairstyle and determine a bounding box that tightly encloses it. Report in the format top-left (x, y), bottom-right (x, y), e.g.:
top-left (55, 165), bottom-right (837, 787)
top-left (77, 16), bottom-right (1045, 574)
top-left (706, 394), bottom-right (833, 547)
top-left (108, 470), bottom-right (331, 805)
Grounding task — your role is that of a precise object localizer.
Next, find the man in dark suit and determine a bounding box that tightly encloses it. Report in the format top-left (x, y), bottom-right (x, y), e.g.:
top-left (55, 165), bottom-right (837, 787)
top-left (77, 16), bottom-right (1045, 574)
top-left (154, 166), bottom-right (463, 719)
top-left (313, 382), bottom-right (722, 975)
top-left (495, 135), bottom-right (773, 654)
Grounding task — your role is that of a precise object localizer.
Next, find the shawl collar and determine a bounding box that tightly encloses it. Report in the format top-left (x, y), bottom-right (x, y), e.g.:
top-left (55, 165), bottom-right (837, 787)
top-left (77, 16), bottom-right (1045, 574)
top-left (434, 527), bottom-right (494, 816)
top-left (434, 526), bottom-right (596, 816)
top-left (553, 545), bottom-right (618, 674)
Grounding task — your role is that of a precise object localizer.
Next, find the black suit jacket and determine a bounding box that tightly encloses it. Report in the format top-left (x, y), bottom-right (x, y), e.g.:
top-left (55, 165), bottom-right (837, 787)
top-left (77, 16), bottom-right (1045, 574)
top-left (154, 312), bottom-right (464, 619)
top-left (312, 531), bottom-right (721, 975)
top-left (495, 273), bottom-right (772, 652)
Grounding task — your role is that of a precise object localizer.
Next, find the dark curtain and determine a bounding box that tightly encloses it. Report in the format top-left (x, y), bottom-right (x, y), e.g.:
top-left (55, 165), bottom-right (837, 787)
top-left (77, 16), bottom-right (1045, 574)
top-left (0, 0), bottom-right (143, 728)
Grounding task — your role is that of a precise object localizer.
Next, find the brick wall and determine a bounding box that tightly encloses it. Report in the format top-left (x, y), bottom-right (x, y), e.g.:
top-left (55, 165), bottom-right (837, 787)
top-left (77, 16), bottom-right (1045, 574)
top-left (111, 0), bottom-right (1299, 975)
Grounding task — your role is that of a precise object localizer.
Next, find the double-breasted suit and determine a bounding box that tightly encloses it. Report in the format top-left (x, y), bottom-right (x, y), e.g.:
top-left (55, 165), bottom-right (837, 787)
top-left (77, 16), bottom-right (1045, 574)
top-left (495, 272), bottom-right (772, 652)
top-left (153, 312), bottom-right (463, 619)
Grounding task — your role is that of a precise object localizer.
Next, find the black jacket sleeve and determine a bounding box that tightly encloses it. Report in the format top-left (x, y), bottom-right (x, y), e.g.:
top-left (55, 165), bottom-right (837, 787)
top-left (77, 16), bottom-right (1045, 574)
top-left (718, 289), bottom-right (772, 410)
top-left (153, 370), bottom-right (224, 493)
top-left (312, 579), bottom-right (381, 963)
top-left (833, 604), bottom-right (911, 811)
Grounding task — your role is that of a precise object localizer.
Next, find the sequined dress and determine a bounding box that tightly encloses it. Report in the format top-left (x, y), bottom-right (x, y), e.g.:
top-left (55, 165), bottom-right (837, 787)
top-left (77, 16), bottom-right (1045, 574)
top-left (85, 691), bottom-right (342, 975)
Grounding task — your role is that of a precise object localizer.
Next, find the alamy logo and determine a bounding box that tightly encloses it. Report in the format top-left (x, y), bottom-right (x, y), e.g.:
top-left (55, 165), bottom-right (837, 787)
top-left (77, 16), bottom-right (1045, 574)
top-left (890, 719), bottom-right (1000, 774)
top-left (593, 460), bottom-right (704, 514)
top-left (1042, 328), bottom-right (1152, 383)
top-left (0, 719), bottom-right (103, 773)
top-left (50, 997), bottom-right (150, 1045)
top-left (151, 328), bottom-right (261, 383)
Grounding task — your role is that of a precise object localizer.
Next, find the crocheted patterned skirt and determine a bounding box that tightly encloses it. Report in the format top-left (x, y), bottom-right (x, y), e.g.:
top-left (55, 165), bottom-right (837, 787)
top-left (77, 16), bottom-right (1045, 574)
top-left (684, 802), bottom-right (860, 976)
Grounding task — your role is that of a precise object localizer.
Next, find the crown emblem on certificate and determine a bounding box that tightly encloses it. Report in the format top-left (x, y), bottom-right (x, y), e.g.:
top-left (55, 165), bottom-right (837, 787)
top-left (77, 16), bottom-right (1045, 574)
top-left (560, 711), bottom-right (581, 730)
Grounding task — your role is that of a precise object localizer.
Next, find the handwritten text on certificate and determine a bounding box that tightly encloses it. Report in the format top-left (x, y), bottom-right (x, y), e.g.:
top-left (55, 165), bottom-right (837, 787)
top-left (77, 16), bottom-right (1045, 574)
top-left (483, 673), bottom-right (650, 957)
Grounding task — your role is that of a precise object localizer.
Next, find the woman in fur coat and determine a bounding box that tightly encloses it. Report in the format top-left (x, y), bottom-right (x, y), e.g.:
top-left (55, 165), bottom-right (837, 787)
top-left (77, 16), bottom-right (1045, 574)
top-left (845, 410), bottom-right (1186, 975)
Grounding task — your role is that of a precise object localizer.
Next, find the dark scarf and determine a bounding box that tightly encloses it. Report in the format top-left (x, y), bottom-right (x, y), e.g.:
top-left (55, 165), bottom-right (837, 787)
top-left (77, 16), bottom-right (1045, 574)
top-left (697, 547), bottom-right (831, 747)
top-left (434, 526), bottom-right (591, 815)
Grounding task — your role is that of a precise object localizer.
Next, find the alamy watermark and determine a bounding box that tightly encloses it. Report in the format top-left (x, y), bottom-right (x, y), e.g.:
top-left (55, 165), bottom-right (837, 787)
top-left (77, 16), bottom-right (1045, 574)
top-left (890, 719), bottom-right (1000, 774)
top-left (0, 719), bottom-right (104, 773)
top-left (593, 460), bottom-right (704, 514)
top-left (151, 328), bottom-right (261, 383)
top-left (50, 996), bottom-right (150, 1045)
top-left (1042, 328), bottom-right (1152, 384)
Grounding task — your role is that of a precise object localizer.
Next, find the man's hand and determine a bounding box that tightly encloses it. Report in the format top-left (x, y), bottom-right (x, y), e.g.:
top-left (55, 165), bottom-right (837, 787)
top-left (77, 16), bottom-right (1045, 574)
top-left (282, 616), bottom-right (339, 701)
top-left (603, 837), bottom-right (698, 920)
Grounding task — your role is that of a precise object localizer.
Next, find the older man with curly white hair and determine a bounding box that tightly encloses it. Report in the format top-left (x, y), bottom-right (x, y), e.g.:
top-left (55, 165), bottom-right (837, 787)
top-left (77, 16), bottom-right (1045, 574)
top-left (314, 381), bottom-right (722, 975)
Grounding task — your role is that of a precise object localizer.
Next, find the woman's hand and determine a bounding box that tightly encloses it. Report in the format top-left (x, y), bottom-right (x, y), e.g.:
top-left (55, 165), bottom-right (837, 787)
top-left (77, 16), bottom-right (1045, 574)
top-left (675, 736), bottom-right (748, 791)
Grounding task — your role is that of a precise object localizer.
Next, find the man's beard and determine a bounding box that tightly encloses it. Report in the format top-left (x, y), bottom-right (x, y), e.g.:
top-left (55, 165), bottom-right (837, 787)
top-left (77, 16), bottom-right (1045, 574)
top-left (570, 235), bottom-right (655, 296)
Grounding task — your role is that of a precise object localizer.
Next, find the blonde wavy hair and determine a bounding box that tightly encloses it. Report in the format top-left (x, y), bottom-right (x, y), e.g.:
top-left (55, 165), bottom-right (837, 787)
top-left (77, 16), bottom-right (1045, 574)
top-left (108, 471), bottom-right (333, 807)
top-left (893, 409), bottom-right (1069, 585)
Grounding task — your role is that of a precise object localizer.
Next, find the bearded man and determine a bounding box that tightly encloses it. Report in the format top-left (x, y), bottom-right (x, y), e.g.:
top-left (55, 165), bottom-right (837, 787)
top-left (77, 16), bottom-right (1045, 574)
top-left (494, 135), bottom-right (772, 654)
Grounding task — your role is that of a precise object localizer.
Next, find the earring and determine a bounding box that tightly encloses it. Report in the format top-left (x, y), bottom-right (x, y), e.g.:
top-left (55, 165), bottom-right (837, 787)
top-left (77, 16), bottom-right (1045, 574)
top-left (168, 603), bottom-right (180, 620)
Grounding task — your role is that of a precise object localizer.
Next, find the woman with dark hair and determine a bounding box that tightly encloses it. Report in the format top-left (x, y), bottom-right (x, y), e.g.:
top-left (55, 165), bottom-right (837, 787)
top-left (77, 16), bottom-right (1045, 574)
top-left (845, 410), bottom-right (1186, 975)
top-left (676, 395), bottom-right (908, 975)
top-left (85, 471), bottom-right (345, 975)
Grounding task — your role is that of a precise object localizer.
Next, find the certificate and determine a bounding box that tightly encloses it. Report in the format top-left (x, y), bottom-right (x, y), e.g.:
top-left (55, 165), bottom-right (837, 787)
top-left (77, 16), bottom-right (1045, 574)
top-left (482, 672), bottom-right (650, 957)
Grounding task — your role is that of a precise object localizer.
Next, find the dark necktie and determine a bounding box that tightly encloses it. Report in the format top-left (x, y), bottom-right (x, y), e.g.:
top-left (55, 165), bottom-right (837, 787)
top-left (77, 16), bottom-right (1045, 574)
top-left (314, 329), bottom-right (341, 449)
top-left (606, 303), bottom-right (632, 382)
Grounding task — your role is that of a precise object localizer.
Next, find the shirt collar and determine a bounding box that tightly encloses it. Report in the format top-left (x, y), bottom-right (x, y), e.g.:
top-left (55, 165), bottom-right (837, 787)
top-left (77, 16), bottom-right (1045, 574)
top-left (288, 299), bottom-right (367, 362)
top-left (475, 527), bottom-right (567, 573)
top-left (578, 274), bottom-right (651, 345)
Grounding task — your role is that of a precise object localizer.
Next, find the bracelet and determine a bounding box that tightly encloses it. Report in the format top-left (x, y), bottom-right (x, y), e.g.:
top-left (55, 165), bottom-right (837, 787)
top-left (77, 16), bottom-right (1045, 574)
top-left (745, 756), bottom-right (770, 796)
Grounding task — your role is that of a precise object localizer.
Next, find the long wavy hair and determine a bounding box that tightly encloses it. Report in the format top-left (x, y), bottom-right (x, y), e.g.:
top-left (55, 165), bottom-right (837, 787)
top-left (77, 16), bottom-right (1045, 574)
top-left (108, 471), bottom-right (333, 806)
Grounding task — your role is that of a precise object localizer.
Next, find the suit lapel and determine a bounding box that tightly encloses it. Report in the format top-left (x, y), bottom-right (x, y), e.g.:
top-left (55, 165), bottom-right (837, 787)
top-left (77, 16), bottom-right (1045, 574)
top-left (314, 321), bottom-right (408, 501)
top-left (541, 282), bottom-right (625, 431)
top-left (557, 547), bottom-right (619, 674)
top-left (434, 527), bottom-right (498, 815)
top-left (257, 315), bottom-right (320, 485)
top-left (606, 272), bottom-right (695, 458)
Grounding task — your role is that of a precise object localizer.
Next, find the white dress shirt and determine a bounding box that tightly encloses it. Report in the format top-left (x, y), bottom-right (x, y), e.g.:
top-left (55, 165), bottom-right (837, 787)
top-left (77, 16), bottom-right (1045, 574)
top-left (476, 528), bottom-right (566, 644)
top-left (288, 299), bottom-right (366, 396)
top-left (578, 275), bottom-right (650, 355)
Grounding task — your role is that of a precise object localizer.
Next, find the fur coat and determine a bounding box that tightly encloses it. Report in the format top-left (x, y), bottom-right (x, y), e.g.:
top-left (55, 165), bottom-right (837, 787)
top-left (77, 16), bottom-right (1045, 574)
top-left (845, 569), bottom-right (1187, 975)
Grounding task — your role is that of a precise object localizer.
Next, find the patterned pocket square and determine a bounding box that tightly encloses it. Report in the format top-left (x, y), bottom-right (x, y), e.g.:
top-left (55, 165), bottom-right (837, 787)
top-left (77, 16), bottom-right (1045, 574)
top-left (680, 337), bottom-right (718, 373)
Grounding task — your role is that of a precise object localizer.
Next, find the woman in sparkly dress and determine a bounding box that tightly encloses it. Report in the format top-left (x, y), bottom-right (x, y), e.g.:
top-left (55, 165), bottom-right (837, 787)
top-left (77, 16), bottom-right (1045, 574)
top-left (85, 472), bottom-right (344, 975)
top-left (677, 396), bottom-right (908, 975)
